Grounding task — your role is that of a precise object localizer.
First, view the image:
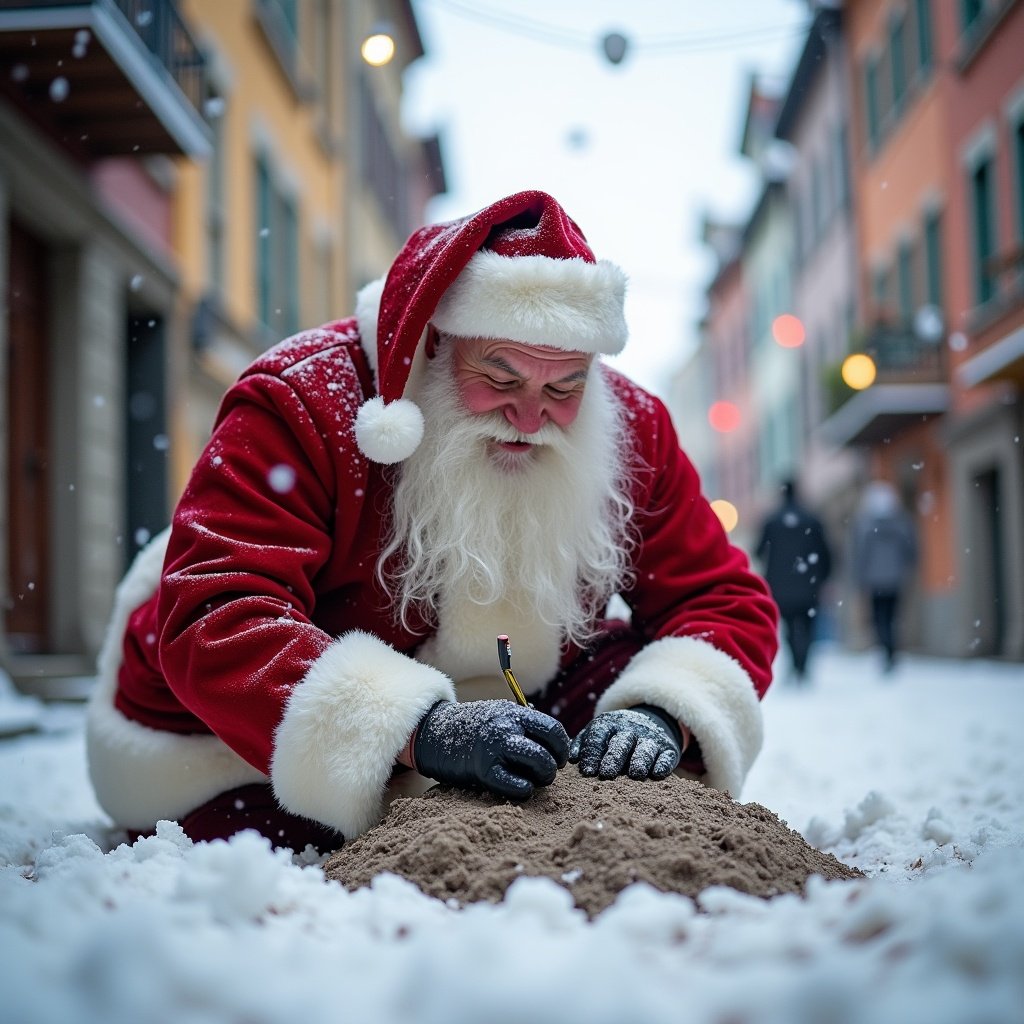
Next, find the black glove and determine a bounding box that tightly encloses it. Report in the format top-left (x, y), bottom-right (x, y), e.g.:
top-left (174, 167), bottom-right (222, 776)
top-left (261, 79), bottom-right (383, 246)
top-left (569, 705), bottom-right (683, 781)
top-left (413, 700), bottom-right (570, 801)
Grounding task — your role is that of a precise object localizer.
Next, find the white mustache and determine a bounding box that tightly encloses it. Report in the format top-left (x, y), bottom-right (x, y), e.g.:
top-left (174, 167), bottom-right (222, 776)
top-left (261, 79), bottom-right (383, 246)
top-left (474, 413), bottom-right (563, 448)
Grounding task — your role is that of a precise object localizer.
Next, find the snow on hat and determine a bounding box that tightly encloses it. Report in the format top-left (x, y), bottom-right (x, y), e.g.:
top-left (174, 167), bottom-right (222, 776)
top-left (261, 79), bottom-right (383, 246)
top-left (353, 190), bottom-right (628, 465)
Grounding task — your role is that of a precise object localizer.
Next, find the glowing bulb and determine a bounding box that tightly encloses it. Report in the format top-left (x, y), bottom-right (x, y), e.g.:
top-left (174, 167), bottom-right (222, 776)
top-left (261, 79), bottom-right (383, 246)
top-left (710, 499), bottom-right (739, 533)
top-left (361, 32), bottom-right (395, 66)
top-left (772, 314), bottom-right (806, 348)
top-left (841, 353), bottom-right (877, 390)
top-left (708, 400), bottom-right (742, 433)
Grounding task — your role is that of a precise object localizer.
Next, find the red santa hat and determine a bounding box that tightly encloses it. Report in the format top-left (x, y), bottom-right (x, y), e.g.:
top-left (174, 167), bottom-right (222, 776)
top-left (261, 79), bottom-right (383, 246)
top-left (353, 190), bottom-right (628, 465)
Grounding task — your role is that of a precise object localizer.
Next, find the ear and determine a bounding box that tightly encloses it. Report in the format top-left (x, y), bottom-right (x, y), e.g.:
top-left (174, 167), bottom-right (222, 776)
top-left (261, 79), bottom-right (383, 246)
top-left (425, 322), bottom-right (440, 360)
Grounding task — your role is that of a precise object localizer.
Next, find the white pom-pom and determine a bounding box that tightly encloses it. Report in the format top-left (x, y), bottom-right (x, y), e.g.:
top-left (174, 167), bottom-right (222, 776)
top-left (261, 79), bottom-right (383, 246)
top-left (354, 396), bottom-right (425, 464)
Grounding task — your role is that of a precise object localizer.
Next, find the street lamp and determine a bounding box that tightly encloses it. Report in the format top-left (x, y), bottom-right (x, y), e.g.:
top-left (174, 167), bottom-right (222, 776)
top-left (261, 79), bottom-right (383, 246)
top-left (361, 23), bottom-right (396, 66)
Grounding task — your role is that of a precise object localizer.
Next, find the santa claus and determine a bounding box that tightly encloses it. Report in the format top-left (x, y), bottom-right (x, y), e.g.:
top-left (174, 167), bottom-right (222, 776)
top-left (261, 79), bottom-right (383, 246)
top-left (87, 191), bottom-right (778, 852)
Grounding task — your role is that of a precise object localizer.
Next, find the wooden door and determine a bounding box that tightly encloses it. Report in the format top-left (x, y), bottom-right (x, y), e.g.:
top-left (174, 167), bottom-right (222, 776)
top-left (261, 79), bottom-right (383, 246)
top-left (5, 218), bottom-right (51, 651)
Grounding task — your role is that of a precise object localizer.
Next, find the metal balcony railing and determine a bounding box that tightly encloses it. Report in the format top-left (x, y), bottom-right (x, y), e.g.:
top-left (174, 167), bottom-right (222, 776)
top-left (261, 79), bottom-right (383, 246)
top-left (825, 322), bottom-right (946, 417)
top-left (0, 0), bottom-right (209, 155)
top-left (0, 0), bottom-right (205, 112)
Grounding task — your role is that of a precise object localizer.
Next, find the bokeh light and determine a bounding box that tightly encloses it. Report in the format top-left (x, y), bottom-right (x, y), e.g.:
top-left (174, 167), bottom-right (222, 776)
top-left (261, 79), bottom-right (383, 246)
top-left (361, 32), bottom-right (396, 66)
top-left (710, 499), bottom-right (739, 533)
top-left (841, 353), bottom-right (877, 390)
top-left (708, 400), bottom-right (742, 433)
top-left (771, 313), bottom-right (806, 348)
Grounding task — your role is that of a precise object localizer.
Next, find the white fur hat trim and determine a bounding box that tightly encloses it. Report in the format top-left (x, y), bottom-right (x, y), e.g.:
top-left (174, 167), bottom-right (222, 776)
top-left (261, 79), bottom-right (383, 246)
top-left (431, 250), bottom-right (628, 354)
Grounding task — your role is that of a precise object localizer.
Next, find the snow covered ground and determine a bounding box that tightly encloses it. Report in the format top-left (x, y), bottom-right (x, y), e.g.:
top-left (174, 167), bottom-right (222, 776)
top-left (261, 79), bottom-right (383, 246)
top-left (1, 644), bottom-right (1022, 1024)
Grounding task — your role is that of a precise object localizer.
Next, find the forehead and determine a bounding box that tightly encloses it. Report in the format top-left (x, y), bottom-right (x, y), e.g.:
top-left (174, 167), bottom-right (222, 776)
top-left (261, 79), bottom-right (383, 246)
top-left (451, 336), bottom-right (592, 375)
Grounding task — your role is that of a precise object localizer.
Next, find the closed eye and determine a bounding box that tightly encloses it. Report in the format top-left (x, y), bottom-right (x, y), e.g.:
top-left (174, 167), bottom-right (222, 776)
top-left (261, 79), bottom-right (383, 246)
top-left (545, 384), bottom-right (583, 399)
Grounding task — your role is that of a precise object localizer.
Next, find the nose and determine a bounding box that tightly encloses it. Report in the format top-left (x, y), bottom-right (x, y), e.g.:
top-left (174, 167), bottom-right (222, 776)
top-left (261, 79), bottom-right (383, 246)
top-left (503, 395), bottom-right (546, 435)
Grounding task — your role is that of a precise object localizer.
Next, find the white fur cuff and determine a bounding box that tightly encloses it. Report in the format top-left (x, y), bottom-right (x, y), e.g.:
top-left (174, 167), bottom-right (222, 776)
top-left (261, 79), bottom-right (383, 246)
top-left (595, 635), bottom-right (763, 797)
top-left (271, 631), bottom-right (455, 839)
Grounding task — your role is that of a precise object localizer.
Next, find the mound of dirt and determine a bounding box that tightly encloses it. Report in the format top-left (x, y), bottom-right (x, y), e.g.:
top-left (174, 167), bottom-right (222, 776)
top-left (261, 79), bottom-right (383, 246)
top-left (324, 769), bottom-right (861, 917)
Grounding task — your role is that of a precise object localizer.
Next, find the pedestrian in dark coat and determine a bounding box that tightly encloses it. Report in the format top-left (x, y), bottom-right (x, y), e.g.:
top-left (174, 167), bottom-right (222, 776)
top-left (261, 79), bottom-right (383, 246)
top-left (755, 479), bottom-right (833, 682)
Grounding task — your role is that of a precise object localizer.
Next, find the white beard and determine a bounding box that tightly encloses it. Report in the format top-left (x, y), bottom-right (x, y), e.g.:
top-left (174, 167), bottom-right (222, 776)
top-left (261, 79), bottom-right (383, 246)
top-left (378, 345), bottom-right (635, 669)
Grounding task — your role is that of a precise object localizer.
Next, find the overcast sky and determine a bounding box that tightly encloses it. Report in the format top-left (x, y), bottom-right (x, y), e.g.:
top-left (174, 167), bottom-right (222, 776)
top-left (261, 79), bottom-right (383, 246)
top-left (403, 0), bottom-right (807, 397)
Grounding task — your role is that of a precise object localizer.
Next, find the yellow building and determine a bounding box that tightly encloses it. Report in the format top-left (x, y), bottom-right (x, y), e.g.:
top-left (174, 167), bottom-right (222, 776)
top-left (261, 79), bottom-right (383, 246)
top-left (174, 0), bottom-right (445, 488)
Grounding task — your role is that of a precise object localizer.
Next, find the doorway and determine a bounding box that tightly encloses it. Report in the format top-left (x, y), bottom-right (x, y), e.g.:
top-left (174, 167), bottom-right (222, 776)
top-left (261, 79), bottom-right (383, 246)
top-left (971, 466), bottom-right (1005, 655)
top-left (5, 218), bottom-right (51, 652)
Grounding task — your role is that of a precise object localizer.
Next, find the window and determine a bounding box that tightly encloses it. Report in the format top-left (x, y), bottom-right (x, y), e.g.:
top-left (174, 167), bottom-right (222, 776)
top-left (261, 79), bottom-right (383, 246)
top-left (872, 264), bottom-right (892, 318)
top-left (969, 156), bottom-right (997, 305)
top-left (961, 0), bottom-right (984, 33)
top-left (889, 14), bottom-right (907, 114)
top-left (914, 0), bottom-right (933, 74)
top-left (204, 80), bottom-right (226, 297)
top-left (897, 239), bottom-right (915, 321)
top-left (1015, 117), bottom-right (1024, 244)
top-left (864, 56), bottom-right (881, 153)
top-left (812, 155), bottom-right (828, 237)
top-left (255, 153), bottom-right (301, 337)
top-left (256, 156), bottom-right (272, 328)
top-left (281, 195), bottom-right (299, 335)
top-left (358, 71), bottom-right (407, 240)
top-left (833, 122), bottom-right (850, 210)
top-left (923, 210), bottom-right (943, 307)
top-left (275, 0), bottom-right (298, 41)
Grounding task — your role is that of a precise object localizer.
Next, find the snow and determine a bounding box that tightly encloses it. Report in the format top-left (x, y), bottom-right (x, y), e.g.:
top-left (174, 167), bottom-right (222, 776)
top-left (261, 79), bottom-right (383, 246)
top-left (1, 646), bottom-right (1022, 1024)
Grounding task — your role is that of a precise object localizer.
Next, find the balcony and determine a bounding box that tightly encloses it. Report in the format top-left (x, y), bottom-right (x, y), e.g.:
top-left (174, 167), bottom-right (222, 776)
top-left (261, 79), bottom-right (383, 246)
top-left (0, 0), bottom-right (210, 158)
top-left (957, 244), bottom-right (1024, 388)
top-left (820, 323), bottom-right (949, 447)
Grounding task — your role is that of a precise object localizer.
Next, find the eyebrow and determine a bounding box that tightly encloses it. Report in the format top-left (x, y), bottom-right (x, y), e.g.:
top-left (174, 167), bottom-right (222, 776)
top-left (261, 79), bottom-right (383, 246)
top-left (481, 355), bottom-right (589, 384)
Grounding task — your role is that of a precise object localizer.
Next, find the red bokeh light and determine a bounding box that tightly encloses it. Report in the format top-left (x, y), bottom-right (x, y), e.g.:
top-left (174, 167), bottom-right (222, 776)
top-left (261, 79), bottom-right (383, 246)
top-left (708, 400), bottom-right (742, 433)
top-left (772, 313), bottom-right (806, 348)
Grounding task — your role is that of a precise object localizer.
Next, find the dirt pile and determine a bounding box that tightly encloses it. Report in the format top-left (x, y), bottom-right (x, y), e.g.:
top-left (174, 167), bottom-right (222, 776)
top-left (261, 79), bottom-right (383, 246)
top-left (324, 769), bottom-right (861, 917)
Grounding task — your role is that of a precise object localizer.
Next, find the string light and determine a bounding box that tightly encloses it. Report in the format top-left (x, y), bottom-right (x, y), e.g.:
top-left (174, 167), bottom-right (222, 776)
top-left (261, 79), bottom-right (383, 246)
top-left (423, 0), bottom-right (809, 61)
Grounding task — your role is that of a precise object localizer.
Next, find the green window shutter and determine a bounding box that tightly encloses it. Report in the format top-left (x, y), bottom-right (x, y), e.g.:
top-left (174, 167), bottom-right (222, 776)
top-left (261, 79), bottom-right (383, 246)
top-left (970, 158), bottom-right (996, 305)
top-left (889, 16), bottom-right (907, 114)
top-left (924, 210), bottom-right (943, 307)
top-left (1015, 119), bottom-right (1024, 245)
top-left (283, 196), bottom-right (300, 336)
top-left (256, 156), bottom-right (272, 329)
top-left (915, 0), bottom-right (932, 73)
top-left (865, 58), bottom-right (881, 152)
top-left (897, 240), bottom-right (914, 320)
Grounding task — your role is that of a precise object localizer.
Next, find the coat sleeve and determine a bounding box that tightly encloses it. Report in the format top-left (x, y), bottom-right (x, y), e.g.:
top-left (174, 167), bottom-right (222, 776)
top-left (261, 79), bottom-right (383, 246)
top-left (157, 371), bottom-right (452, 839)
top-left (595, 386), bottom-right (779, 796)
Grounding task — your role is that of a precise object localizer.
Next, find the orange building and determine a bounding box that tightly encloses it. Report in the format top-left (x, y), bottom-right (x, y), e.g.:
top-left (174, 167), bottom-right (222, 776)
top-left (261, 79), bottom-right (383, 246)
top-left (941, 0), bottom-right (1024, 658)
top-left (834, 0), bottom-right (961, 654)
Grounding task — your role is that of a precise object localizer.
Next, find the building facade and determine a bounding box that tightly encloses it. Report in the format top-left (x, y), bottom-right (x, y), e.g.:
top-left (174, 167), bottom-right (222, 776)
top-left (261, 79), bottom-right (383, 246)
top-left (0, 0), bottom-right (445, 693)
top-left (776, 4), bottom-right (864, 642)
top-left (691, 0), bottom-right (1023, 661)
top-left (941, 0), bottom-right (1024, 658)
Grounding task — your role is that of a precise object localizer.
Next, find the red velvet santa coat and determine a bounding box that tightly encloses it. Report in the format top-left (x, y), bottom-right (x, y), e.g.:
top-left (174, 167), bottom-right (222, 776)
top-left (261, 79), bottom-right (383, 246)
top-left (87, 318), bottom-right (777, 840)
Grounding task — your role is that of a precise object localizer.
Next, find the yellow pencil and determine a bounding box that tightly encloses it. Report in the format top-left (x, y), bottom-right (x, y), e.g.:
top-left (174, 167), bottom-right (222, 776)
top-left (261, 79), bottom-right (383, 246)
top-left (497, 634), bottom-right (529, 706)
